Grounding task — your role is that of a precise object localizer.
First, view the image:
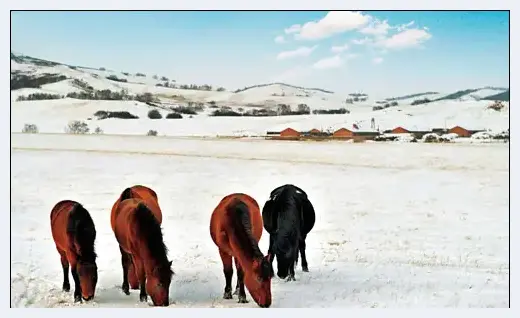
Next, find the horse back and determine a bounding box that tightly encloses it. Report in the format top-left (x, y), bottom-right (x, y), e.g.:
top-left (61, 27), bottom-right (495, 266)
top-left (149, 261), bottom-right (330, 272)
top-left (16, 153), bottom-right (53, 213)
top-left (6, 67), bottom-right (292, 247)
top-left (111, 185), bottom-right (162, 232)
top-left (210, 193), bottom-right (263, 252)
top-left (112, 198), bottom-right (142, 253)
top-left (50, 200), bottom-right (78, 251)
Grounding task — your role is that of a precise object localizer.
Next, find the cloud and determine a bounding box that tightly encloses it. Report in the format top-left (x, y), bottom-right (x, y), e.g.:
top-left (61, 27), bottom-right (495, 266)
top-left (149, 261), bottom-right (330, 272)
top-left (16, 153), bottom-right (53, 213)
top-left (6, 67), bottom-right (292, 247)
top-left (360, 19), bottom-right (391, 36)
top-left (331, 43), bottom-right (349, 53)
top-left (373, 57), bottom-right (383, 64)
top-left (351, 37), bottom-right (373, 45)
top-left (295, 11), bottom-right (371, 40)
top-left (284, 24), bottom-right (302, 34)
top-left (274, 35), bottom-right (285, 44)
top-left (396, 21), bottom-right (415, 32)
top-left (312, 55), bottom-right (344, 70)
top-left (345, 53), bottom-right (359, 60)
top-left (375, 28), bottom-right (432, 50)
top-left (276, 46), bottom-right (318, 60)
top-left (270, 65), bottom-right (311, 82)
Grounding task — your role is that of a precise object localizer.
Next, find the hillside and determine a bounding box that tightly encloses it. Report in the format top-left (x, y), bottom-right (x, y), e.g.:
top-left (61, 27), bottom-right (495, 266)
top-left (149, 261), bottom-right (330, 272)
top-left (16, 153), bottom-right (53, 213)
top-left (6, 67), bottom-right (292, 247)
top-left (10, 52), bottom-right (510, 137)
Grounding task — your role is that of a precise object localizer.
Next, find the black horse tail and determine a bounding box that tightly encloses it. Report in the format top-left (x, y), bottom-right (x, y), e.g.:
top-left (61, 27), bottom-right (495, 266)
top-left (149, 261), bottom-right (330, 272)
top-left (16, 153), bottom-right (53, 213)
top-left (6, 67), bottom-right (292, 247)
top-left (120, 187), bottom-right (133, 201)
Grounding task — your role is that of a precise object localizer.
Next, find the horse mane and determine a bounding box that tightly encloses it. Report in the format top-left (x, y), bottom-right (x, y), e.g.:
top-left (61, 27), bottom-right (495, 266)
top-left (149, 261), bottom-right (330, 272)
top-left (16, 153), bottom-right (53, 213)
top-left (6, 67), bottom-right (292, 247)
top-left (271, 186), bottom-right (302, 252)
top-left (227, 199), bottom-right (264, 260)
top-left (134, 202), bottom-right (169, 264)
top-left (67, 203), bottom-right (97, 263)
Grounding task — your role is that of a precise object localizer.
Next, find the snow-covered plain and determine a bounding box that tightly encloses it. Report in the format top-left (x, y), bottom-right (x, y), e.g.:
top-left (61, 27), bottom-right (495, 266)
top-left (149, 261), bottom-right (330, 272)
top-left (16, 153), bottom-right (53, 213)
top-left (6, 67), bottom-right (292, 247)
top-left (11, 133), bottom-right (509, 308)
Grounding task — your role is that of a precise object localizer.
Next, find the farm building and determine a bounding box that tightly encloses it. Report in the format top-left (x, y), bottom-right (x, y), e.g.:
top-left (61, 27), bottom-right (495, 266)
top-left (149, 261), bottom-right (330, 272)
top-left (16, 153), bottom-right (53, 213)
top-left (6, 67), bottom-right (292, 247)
top-left (280, 128), bottom-right (300, 138)
top-left (332, 128), bottom-right (354, 139)
top-left (391, 126), bottom-right (411, 134)
top-left (448, 126), bottom-right (484, 137)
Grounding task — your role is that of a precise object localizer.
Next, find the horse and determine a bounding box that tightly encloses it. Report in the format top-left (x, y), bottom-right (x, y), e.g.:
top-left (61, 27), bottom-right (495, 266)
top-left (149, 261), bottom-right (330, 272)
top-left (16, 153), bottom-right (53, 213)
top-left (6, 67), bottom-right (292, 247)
top-left (50, 200), bottom-right (98, 302)
top-left (111, 198), bottom-right (173, 306)
top-left (111, 185), bottom-right (163, 293)
top-left (210, 193), bottom-right (274, 308)
top-left (262, 184), bottom-right (315, 281)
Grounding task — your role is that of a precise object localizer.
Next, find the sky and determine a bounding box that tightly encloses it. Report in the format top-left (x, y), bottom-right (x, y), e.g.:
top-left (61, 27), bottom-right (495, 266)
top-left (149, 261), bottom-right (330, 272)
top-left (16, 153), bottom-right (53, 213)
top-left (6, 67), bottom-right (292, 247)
top-left (11, 11), bottom-right (509, 98)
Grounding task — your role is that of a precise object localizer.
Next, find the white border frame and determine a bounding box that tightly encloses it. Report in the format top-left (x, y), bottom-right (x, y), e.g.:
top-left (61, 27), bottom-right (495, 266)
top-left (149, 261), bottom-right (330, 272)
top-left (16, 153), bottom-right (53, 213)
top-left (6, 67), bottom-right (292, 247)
top-left (4, 1), bottom-right (516, 315)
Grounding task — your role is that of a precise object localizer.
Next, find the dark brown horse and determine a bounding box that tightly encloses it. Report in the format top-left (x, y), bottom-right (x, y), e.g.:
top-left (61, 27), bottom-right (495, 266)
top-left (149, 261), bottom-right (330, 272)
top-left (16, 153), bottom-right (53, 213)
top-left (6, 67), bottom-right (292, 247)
top-left (210, 193), bottom-right (274, 308)
top-left (111, 185), bottom-right (163, 292)
top-left (111, 198), bottom-right (173, 306)
top-left (50, 200), bottom-right (98, 302)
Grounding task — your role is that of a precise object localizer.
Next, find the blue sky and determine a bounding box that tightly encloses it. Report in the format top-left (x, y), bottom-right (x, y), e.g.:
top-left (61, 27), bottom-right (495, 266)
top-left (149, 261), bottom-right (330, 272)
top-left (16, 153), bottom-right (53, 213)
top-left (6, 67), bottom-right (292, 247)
top-left (11, 11), bottom-right (509, 98)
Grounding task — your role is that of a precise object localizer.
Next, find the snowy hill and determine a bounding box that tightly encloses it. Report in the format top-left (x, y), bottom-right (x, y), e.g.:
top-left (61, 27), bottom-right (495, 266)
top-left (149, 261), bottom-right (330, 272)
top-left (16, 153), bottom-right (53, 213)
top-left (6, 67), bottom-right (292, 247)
top-left (10, 53), bottom-right (510, 137)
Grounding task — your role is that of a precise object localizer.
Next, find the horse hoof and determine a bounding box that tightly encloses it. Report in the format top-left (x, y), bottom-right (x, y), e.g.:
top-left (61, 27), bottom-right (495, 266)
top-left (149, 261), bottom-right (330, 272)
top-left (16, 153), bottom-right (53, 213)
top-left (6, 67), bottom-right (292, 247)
top-left (74, 295), bottom-right (82, 303)
top-left (122, 285), bottom-right (130, 295)
top-left (302, 267), bottom-right (309, 272)
top-left (286, 276), bottom-right (296, 282)
top-left (238, 297), bottom-right (249, 304)
top-left (140, 295), bottom-right (148, 302)
top-left (62, 284), bottom-right (70, 292)
top-left (223, 291), bottom-right (232, 299)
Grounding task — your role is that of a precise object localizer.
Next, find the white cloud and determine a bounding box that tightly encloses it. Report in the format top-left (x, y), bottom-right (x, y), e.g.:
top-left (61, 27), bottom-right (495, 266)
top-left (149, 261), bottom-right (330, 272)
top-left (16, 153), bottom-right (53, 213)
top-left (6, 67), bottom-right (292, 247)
top-left (274, 35), bottom-right (285, 44)
top-left (276, 46), bottom-right (318, 60)
top-left (375, 28), bottom-right (432, 50)
top-left (351, 37), bottom-right (373, 45)
top-left (345, 53), bottom-right (359, 60)
top-left (396, 21), bottom-right (415, 32)
top-left (284, 24), bottom-right (302, 34)
top-left (295, 11), bottom-right (371, 40)
top-left (360, 19), bottom-right (391, 36)
top-left (373, 57), bottom-right (383, 64)
top-left (331, 43), bottom-right (349, 53)
top-left (312, 55), bottom-right (344, 70)
top-left (271, 65), bottom-right (311, 82)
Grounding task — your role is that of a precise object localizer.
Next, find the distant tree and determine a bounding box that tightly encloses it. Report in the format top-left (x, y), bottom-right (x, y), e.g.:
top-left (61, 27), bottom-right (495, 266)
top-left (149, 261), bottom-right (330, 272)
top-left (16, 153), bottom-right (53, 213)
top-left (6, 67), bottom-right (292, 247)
top-left (148, 109), bottom-right (163, 119)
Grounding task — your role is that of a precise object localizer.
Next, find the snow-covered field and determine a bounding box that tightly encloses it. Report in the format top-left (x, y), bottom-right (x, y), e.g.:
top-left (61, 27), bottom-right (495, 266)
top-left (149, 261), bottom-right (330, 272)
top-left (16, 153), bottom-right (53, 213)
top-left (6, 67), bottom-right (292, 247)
top-left (11, 133), bottom-right (509, 308)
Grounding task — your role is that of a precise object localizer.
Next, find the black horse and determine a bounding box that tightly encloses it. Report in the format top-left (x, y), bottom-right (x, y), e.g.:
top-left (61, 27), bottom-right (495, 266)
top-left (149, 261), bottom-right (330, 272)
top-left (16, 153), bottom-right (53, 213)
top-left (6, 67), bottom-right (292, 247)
top-left (262, 184), bottom-right (315, 281)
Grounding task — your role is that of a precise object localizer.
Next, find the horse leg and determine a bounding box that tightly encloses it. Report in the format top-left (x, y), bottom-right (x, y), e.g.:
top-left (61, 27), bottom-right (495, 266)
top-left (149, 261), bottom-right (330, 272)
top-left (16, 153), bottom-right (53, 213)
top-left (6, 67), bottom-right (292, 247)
top-left (234, 258), bottom-right (248, 304)
top-left (267, 235), bottom-right (275, 265)
top-left (127, 260), bottom-right (139, 290)
top-left (219, 249), bottom-right (233, 299)
top-left (56, 247), bottom-right (71, 292)
top-left (286, 261), bottom-right (296, 282)
top-left (134, 258), bottom-right (147, 302)
top-left (299, 236), bottom-right (309, 272)
top-left (119, 246), bottom-right (130, 295)
top-left (70, 260), bottom-right (82, 302)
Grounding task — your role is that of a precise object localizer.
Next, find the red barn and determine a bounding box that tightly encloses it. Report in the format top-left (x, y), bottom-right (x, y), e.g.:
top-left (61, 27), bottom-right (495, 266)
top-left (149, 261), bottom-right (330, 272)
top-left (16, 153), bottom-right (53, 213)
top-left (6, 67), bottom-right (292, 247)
top-left (280, 128), bottom-right (301, 138)
top-left (391, 126), bottom-right (411, 134)
top-left (333, 128), bottom-right (354, 138)
top-left (448, 126), bottom-right (471, 137)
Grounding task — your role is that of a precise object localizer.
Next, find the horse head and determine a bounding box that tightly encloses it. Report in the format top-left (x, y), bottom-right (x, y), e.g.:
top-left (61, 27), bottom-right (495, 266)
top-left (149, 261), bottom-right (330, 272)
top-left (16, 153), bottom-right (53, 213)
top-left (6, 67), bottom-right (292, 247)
top-left (77, 260), bottom-right (98, 301)
top-left (244, 254), bottom-right (274, 308)
top-left (146, 260), bottom-right (173, 306)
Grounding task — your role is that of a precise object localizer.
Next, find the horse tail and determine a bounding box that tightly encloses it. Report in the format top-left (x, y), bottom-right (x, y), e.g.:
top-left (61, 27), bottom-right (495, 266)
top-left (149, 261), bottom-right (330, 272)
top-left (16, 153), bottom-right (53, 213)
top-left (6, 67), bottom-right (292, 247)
top-left (120, 187), bottom-right (134, 201)
top-left (228, 199), bottom-right (263, 259)
top-left (67, 202), bottom-right (97, 262)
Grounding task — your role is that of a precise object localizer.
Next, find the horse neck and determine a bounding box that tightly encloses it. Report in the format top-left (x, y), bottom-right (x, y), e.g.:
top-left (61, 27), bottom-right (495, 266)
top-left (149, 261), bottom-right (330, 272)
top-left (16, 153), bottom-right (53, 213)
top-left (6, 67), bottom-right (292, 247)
top-left (135, 238), bottom-right (164, 275)
top-left (226, 229), bottom-right (260, 274)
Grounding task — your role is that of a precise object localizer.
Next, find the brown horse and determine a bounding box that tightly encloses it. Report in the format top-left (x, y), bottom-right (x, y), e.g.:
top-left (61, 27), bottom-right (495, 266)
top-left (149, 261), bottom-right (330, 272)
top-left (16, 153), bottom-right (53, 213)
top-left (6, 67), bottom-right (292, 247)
top-left (111, 198), bottom-right (173, 306)
top-left (50, 200), bottom-right (98, 303)
top-left (210, 193), bottom-right (274, 308)
top-left (111, 185), bottom-right (163, 293)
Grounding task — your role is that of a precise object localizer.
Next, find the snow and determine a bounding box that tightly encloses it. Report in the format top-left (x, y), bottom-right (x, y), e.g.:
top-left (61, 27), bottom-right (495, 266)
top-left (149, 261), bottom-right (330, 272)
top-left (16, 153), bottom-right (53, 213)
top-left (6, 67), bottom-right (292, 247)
top-left (11, 133), bottom-right (509, 308)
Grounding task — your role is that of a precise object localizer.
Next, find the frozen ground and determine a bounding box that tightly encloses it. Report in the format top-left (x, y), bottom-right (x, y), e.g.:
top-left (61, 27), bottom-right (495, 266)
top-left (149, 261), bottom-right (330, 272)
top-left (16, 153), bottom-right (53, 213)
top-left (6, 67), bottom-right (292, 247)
top-left (10, 134), bottom-right (509, 308)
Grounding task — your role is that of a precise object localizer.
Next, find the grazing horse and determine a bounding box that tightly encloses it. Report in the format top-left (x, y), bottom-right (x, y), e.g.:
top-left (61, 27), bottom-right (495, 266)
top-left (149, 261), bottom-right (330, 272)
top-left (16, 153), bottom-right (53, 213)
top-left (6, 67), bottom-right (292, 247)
top-left (111, 198), bottom-right (173, 306)
top-left (210, 193), bottom-right (274, 308)
top-left (262, 184), bottom-right (315, 281)
top-left (111, 185), bottom-right (163, 293)
top-left (50, 200), bottom-right (98, 302)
